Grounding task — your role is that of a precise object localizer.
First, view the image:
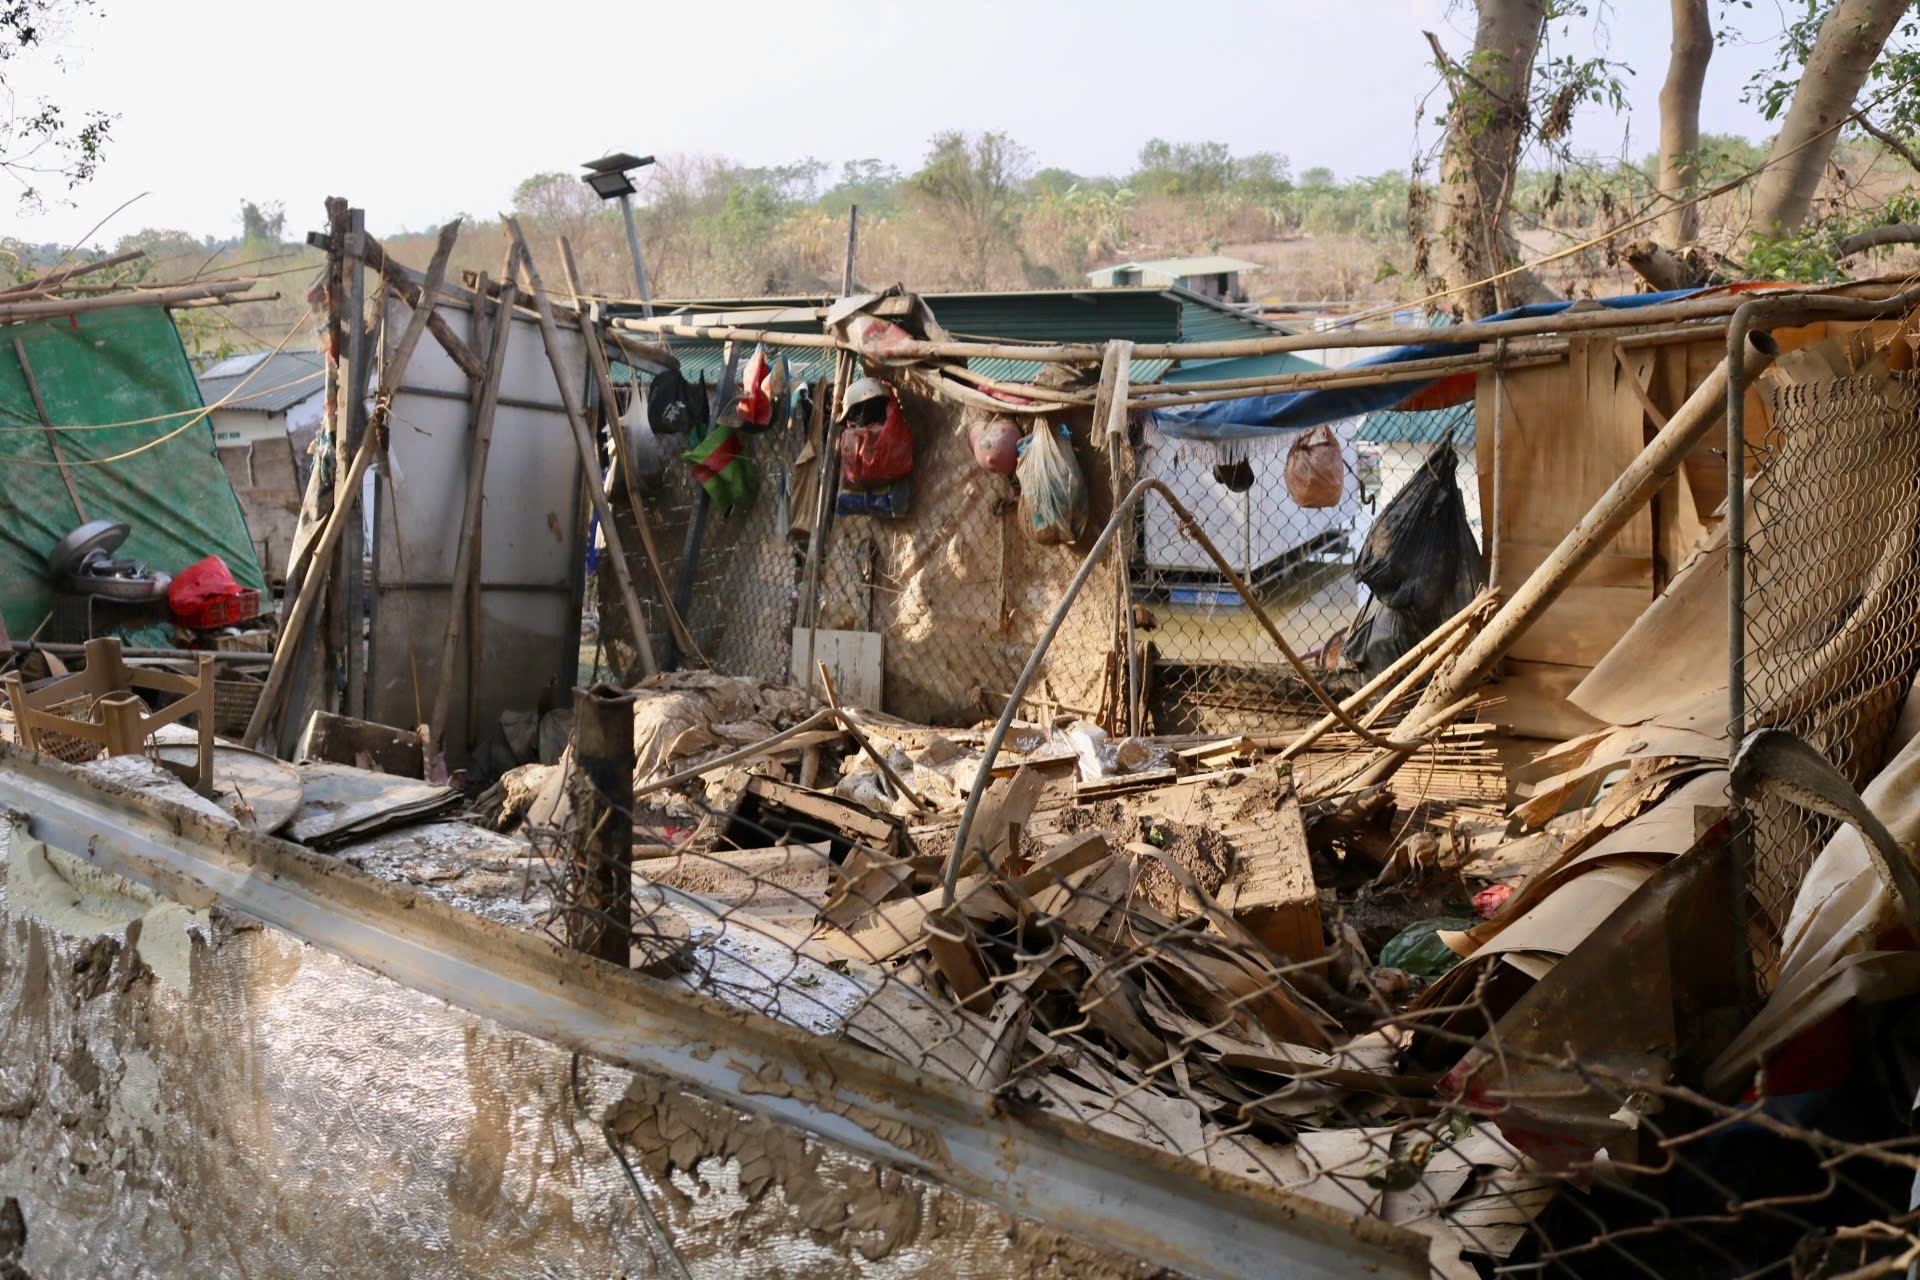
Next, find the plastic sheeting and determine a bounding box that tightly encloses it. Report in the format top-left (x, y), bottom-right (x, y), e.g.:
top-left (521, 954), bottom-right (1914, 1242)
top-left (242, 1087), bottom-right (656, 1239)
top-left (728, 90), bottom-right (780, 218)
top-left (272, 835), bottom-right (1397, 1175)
top-left (0, 306), bottom-right (264, 636)
top-left (1146, 290), bottom-right (1706, 441)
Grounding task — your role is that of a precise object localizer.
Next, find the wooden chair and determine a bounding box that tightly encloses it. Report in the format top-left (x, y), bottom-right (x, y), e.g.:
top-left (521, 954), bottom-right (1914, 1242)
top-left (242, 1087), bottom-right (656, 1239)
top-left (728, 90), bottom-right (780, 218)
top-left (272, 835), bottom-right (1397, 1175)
top-left (3, 637), bottom-right (215, 792)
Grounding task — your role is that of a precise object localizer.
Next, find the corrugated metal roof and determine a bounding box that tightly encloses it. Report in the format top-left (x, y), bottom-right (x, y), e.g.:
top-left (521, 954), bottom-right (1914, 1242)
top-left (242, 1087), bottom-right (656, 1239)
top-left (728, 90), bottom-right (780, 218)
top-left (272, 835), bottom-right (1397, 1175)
top-left (1354, 402), bottom-right (1476, 446)
top-left (605, 285), bottom-right (1298, 395)
top-left (1159, 350), bottom-right (1322, 384)
top-left (196, 349), bottom-right (325, 414)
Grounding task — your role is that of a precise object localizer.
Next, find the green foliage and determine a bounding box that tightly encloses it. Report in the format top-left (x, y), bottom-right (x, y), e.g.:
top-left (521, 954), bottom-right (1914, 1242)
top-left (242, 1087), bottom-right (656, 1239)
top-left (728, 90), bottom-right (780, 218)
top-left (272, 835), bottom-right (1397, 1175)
top-left (819, 158), bottom-right (901, 217)
top-left (239, 199), bottom-right (285, 251)
top-left (908, 131), bottom-right (1032, 286)
top-left (1133, 138), bottom-right (1235, 196)
top-left (0, 0), bottom-right (112, 207)
top-left (1748, 193), bottom-right (1920, 281)
top-left (1741, 2), bottom-right (1920, 134)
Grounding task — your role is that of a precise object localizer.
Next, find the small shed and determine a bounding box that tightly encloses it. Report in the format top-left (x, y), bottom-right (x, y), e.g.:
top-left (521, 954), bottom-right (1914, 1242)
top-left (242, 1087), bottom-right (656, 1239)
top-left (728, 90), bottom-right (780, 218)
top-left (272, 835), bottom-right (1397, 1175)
top-left (1086, 256), bottom-right (1262, 301)
top-left (196, 349), bottom-right (325, 582)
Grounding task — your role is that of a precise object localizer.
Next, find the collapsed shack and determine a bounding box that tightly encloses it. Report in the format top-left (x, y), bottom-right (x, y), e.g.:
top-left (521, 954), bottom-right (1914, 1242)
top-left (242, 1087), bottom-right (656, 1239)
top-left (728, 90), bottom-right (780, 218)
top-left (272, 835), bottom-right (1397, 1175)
top-left (13, 200), bottom-right (1920, 1276)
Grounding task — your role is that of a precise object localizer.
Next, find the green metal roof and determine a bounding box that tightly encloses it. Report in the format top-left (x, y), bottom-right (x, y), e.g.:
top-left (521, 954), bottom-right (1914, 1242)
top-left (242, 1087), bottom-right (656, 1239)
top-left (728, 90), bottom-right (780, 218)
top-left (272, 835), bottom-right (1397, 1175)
top-left (1354, 401), bottom-right (1476, 446)
top-left (606, 286), bottom-right (1300, 391)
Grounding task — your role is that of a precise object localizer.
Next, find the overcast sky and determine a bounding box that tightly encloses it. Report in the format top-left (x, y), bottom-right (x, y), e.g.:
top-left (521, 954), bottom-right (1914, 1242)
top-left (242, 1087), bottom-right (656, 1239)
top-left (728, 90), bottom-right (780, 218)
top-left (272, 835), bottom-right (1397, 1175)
top-left (9, 0), bottom-right (1796, 248)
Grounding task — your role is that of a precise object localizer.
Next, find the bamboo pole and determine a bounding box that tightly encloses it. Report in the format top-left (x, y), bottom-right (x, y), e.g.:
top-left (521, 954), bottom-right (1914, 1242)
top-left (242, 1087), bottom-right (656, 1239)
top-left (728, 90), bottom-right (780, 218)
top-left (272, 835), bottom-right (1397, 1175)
top-left (0, 279), bottom-right (256, 323)
top-left (0, 249), bottom-right (145, 298)
top-left (243, 428), bottom-right (383, 748)
top-left (503, 216), bottom-right (658, 679)
top-left (427, 252), bottom-right (518, 752)
top-left (256, 213), bottom-right (458, 752)
top-left (558, 235), bottom-right (700, 662)
top-left (382, 219), bottom-right (462, 393)
top-left (1340, 336), bottom-right (1776, 793)
top-left (354, 233), bottom-right (488, 382)
top-left (604, 281), bottom-right (1902, 370)
top-left (14, 337), bottom-right (85, 520)
top-left (801, 207), bottom-right (860, 695)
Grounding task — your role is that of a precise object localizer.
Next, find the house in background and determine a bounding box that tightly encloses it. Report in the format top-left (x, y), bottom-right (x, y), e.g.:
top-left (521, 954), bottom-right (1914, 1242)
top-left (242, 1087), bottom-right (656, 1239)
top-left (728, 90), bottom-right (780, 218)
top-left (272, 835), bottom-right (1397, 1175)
top-left (197, 348), bottom-right (326, 583)
top-left (1086, 255), bottom-right (1262, 301)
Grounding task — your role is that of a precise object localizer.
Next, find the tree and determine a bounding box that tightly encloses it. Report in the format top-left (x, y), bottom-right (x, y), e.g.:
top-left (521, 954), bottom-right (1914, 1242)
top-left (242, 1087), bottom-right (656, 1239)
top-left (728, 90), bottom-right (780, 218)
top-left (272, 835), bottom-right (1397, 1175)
top-left (1748, 0), bottom-right (1911, 237)
top-left (1427, 1), bottom-right (1551, 317)
top-left (1131, 138), bottom-right (1236, 196)
top-left (0, 0), bottom-right (112, 207)
top-left (1656, 0), bottom-right (1713, 248)
top-left (908, 130), bottom-right (1031, 288)
top-left (511, 170), bottom-right (604, 240)
top-left (239, 199), bottom-right (285, 250)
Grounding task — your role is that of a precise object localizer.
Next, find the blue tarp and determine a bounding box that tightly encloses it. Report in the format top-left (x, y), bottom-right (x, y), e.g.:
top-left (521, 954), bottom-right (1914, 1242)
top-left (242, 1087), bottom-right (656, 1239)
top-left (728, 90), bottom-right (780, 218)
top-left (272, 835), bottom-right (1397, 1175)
top-left (1147, 289), bottom-right (1706, 441)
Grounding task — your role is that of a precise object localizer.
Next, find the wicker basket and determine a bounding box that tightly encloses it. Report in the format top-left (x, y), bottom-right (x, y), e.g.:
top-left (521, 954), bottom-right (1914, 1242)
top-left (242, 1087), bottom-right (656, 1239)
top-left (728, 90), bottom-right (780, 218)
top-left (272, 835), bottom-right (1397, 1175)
top-left (214, 679), bottom-right (263, 738)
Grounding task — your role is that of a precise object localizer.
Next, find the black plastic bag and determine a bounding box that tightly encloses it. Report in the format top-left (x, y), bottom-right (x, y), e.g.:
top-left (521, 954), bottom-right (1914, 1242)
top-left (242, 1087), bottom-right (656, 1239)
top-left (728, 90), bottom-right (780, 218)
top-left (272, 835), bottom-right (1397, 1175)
top-left (1341, 438), bottom-right (1485, 676)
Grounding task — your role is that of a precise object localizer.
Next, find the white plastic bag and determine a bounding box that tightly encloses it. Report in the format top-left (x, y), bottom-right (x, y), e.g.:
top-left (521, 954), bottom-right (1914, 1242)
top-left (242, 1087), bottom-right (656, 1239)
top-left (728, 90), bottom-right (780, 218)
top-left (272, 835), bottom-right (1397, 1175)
top-left (621, 387), bottom-right (664, 479)
top-left (1016, 421), bottom-right (1088, 545)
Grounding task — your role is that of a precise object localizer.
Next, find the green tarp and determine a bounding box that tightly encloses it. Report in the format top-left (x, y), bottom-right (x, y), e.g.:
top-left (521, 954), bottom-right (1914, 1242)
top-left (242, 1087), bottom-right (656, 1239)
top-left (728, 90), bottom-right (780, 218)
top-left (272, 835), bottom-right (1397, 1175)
top-left (0, 305), bottom-right (265, 637)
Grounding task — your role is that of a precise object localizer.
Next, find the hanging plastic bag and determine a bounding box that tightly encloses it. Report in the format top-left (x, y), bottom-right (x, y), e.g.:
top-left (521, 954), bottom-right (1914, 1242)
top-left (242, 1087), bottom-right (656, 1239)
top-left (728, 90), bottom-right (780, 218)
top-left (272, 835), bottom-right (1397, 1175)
top-left (843, 314), bottom-right (916, 358)
top-left (1016, 420), bottom-right (1088, 545)
top-left (762, 354), bottom-right (791, 432)
top-left (735, 344), bottom-right (773, 428)
top-left (840, 392), bottom-right (915, 488)
top-left (1284, 424), bottom-right (1344, 508)
top-left (1212, 457), bottom-right (1255, 493)
top-left (969, 415), bottom-right (1021, 475)
top-left (646, 368), bottom-right (695, 433)
top-left (621, 385), bottom-right (664, 479)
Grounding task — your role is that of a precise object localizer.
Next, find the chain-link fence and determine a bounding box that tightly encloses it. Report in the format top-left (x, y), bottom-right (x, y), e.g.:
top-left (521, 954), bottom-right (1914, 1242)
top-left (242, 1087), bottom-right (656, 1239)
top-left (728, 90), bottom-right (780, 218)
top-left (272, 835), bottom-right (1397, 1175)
top-left (1737, 372), bottom-right (1920, 989)
top-left (492, 352), bottom-right (1920, 1277)
top-left (593, 369), bottom-right (1481, 745)
top-left (1134, 403), bottom-right (1480, 736)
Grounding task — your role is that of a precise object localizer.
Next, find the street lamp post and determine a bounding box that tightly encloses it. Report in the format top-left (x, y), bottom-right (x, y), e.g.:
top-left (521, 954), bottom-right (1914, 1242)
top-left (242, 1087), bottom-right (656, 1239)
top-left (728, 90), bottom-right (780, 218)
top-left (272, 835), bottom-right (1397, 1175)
top-left (581, 152), bottom-right (657, 318)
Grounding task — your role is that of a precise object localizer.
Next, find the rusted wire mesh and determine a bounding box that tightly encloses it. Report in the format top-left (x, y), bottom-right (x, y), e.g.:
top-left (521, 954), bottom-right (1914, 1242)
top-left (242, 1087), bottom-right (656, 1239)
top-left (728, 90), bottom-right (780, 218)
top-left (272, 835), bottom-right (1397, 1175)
top-left (1739, 373), bottom-right (1920, 987)
top-left (496, 365), bottom-right (1920, 1278)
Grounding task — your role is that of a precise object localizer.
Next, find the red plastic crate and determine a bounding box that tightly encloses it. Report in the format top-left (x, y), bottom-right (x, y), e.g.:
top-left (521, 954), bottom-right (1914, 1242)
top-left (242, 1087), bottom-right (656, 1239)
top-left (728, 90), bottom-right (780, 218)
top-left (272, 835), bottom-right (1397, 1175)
top-left (175, 587), bottom-right (260, 630)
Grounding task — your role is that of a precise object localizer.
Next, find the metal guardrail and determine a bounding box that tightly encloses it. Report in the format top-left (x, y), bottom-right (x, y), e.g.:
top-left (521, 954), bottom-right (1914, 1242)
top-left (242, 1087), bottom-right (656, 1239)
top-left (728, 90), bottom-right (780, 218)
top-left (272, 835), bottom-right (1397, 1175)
top-left (0, 740), bottom-right (1426, 1280)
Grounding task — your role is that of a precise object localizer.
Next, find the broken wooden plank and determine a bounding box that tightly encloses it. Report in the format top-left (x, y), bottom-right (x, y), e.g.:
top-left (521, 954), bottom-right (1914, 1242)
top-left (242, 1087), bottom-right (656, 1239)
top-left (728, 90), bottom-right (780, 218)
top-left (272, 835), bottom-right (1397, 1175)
top-left (1221, 770), bottom-right (1325, 967)
top-left (739, 774), bottom-right (903, 854)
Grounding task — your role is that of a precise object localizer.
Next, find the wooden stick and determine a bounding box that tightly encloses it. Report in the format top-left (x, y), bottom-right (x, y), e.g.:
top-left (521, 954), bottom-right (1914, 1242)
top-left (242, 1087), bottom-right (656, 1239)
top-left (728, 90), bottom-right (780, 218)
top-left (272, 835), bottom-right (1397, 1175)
top-left (0, 280), bottom-right (256, 323)
top-left (427, 253), bottom-right (519, 751)
top-left (13, 337), bottom-right (85, 521)
top-left (503, 216), bottom-right (658, 679)
top-left (381, 219), bottom-right (461, 393)
top-left (1347, 340), bottom-right (1774, 791)
top-left (0, 249), bottom-right (145, 298)
top-left (632, 707), bottom-right (842, 799)
top-left (242, 428), bottom-right (382, 748)
top-left (557, 235), bottom-right (700, 660)
top-left (352, 233), bottom-right (487, 382)
top-left (819, 660), bottom-right (930, 813)
top-left (1276, 589), bottom-right (1493, 763)
top-left (255, 210), bottom-right (458, 752)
